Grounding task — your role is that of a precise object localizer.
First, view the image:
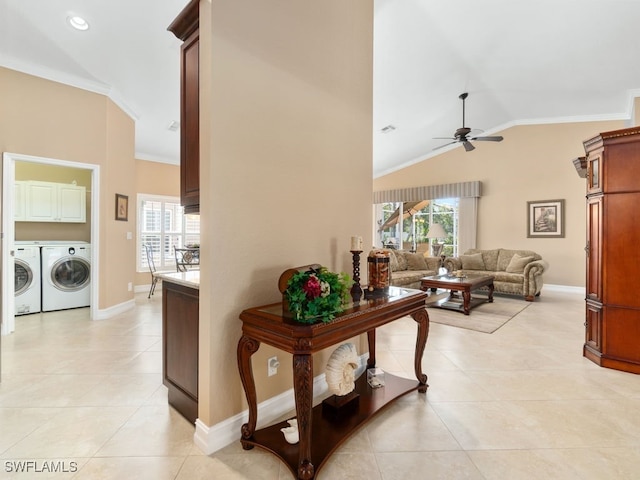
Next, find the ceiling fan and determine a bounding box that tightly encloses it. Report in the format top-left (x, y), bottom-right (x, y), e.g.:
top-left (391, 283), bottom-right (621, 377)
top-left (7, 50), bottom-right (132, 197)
top-left (433, 92), bottom-right (504, 152)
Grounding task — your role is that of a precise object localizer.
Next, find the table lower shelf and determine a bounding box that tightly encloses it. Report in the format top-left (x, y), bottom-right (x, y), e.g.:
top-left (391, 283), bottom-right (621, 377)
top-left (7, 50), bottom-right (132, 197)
top-left (242, 372), bottom-right (423, 478)
top-left (431, 294), bottom-right (490, 313)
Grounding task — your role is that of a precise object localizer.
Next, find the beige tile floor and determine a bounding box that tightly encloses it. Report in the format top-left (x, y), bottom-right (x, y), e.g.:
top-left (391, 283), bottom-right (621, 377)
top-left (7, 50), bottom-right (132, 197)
top-left (1, 288), bottom-right (639, 479)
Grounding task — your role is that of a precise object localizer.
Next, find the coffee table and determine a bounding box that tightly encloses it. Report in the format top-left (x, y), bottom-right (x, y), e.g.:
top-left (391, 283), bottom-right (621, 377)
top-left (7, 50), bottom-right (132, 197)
top-left (420, 273), bottom-right (494, 315)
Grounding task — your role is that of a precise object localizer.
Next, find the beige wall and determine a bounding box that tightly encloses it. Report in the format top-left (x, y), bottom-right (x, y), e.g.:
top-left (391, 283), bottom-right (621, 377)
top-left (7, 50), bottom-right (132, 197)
top-left (0, 67), bottom-right (137, 310)
top-left (134, 159), bottom-right (180, 287)
top-left (198, 0), bottom-right (373, 426)
top-left (374, 120), bottom-right (627, 287)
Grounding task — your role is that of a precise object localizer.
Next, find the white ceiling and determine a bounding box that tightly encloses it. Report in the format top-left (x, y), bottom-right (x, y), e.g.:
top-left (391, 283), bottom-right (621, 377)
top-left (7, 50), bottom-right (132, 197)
top-left (2, 1), bottom-right (640, 176)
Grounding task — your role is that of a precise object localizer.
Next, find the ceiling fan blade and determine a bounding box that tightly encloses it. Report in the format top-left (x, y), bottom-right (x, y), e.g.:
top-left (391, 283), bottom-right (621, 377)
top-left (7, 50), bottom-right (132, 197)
top-left (433, 137), bottom-right (456, 140)
top-left (470, 135), bottom-right (504, 142)
top-left (462, 141), bottom-right (475, 152)
top-left (433, 141), bottom-right (457, 150)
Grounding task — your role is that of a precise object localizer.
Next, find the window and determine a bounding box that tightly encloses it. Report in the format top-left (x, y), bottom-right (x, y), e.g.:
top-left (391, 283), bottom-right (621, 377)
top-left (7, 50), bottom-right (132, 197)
top-left (376, 198), bottom-right (459, 256)
top-left (138, 194), bottom-right (200, 271)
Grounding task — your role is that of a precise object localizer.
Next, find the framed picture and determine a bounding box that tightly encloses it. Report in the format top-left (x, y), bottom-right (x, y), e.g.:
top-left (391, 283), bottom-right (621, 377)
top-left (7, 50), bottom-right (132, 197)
top-left (115, 194), bottom-right (128, 221)
top-left (527, 199), bottom-right (564, 238)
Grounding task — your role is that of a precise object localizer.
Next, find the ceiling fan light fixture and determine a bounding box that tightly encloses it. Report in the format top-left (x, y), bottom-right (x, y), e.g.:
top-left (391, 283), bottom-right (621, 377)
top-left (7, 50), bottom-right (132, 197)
top-left (67, 15), bottom-right (89, 31)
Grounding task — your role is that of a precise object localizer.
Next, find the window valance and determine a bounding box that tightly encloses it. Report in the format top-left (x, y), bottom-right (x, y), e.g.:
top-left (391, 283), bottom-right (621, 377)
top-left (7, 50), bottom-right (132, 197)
top-left (373, 181), bottom-right (482, 204)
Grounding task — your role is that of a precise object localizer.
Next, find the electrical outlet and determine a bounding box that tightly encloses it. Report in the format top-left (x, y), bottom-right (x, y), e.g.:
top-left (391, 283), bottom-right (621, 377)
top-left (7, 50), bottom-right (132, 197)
top-left (127, 282), bottom-right (132, 292)
top-left (268, 356), bottom-right (279, 376)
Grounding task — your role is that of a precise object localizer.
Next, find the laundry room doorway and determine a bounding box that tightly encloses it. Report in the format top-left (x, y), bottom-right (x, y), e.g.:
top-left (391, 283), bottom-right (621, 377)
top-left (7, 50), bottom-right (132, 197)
top-left (1, 152), bottom-right (100, 336)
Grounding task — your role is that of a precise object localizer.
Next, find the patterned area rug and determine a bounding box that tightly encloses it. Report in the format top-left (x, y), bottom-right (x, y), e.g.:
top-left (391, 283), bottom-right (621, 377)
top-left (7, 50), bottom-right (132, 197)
top-left (425, 292), bottom-right (531, 333)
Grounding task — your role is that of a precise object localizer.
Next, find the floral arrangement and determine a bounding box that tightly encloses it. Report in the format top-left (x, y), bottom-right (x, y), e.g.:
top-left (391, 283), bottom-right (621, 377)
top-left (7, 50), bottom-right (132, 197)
top-left (285, 267), bottom-right (352, 324)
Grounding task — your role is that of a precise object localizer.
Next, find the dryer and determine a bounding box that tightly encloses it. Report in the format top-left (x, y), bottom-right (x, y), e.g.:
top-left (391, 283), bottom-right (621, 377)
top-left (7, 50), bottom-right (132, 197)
top-left (14, 242), bottom-right (41, 315)
top-left (41, 242), bottom-right (91, 312)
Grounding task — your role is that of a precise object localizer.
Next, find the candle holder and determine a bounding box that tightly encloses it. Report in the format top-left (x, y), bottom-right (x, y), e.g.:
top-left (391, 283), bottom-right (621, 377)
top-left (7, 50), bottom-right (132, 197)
top-left (350, 250), bottom-right (363, 302)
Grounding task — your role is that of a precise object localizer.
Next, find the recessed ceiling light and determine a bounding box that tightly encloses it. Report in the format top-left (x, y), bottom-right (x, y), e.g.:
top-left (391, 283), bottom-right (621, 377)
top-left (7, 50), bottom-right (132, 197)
top-left (67, 15), bottom-right (89, 31)
top-left (380, 125), bottom-right (396, 133)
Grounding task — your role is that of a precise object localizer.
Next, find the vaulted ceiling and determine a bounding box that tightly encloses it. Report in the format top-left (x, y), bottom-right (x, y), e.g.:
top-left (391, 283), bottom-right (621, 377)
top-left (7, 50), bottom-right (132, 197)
top-left (2, 1), bottom-right (639, 176)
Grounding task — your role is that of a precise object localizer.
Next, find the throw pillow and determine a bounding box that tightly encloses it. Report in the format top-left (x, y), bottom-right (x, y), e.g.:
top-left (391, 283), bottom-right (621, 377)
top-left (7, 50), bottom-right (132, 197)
top-left (505, 253), bottom-right (534, 273)
top-left (394, 251), bottom-right (408, 271)
top-left (460, 253), bottom-right (485, 270)
top-left (405, 252), bottom-right (428, 271)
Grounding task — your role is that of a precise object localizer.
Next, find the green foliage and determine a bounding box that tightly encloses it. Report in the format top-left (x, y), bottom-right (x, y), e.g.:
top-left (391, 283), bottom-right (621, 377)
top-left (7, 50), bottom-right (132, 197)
top-left (285, 267), bottom-right (352, 324)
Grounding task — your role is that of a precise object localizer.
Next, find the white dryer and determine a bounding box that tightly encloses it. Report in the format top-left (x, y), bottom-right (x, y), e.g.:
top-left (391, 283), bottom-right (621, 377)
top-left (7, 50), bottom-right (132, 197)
top-left (14, 242), bottom-right (41, 315)
top-left (41, 242), bottom-right (91, 312)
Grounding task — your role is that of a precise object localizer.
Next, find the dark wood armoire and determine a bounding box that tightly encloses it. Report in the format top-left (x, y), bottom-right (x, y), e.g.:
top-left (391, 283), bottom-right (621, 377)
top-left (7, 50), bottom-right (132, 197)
top-left (582, 126), bottom-right (640, 374)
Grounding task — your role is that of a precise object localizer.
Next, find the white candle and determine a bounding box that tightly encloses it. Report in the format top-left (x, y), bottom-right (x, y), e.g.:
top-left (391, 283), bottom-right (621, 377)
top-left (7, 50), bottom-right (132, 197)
top-left (350, 236), bottom-right (363, 251)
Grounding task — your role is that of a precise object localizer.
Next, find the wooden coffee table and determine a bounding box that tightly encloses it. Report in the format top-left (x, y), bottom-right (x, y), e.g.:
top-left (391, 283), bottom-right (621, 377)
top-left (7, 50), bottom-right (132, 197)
top-left (420, 273), bottom-right (494, 315)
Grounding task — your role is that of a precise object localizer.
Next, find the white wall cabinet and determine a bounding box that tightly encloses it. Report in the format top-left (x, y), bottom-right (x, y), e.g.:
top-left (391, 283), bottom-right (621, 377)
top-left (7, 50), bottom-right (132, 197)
top-left (18, 180), bottom-right (86, 223)
top-left (14, 181), bottom-right (26, 221)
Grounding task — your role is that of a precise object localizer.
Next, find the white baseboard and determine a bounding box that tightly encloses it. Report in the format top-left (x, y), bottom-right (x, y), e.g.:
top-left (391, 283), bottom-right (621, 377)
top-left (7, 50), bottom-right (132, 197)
top-left (194, 353), bottom-right (369, 455)
top-left (544, 284), bottom-right (585, 295)
top-left (92, 298), bottom-right (136, 320)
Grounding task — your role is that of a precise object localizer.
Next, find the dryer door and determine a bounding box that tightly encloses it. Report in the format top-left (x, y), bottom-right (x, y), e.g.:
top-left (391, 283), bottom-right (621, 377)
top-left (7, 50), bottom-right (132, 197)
top-left (15, 259), bottom-right (33, 295)
top-left (49, 257), bottom-right (90, 292)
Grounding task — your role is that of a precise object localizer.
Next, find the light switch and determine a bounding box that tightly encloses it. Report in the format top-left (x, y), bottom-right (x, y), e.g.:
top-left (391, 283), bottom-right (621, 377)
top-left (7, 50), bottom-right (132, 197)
top-left (126, 232), bottom-right (133, 240)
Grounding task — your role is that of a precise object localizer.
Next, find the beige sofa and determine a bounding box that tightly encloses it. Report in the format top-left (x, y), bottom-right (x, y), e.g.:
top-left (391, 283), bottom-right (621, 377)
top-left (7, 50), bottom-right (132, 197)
top-left (444, 248), bottom-right (548, 301)
top-left (374, 249), bottom-right (440, 290)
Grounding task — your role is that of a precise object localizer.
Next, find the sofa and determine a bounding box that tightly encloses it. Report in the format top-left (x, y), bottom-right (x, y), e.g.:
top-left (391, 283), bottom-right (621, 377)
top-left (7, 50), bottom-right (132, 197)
top-left (372, 249), bottom-right (440, 290)
top-left (443, 248), bottom-right (548, 301)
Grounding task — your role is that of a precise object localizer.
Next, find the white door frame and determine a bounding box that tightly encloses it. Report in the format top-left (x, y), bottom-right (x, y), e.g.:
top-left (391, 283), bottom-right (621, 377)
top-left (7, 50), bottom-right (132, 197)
top-left (1, 152), bottom-right (100, 335)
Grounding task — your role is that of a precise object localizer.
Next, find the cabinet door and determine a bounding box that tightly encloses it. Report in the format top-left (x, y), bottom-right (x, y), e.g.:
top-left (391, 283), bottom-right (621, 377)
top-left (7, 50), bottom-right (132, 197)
top-left (603, 192), bottom-right (640, 307)
top-left (14, 181), bottom-right (26, 221)
top-left (25, 181), bottom-right (57, 221)
top-left (180, 31), bottom-right (200, 214)
top-left (585, 300), bottom-right (602, 352)
top-left (586, 196), bottom-right (602, 301)
top-left (163, 283), bottom-right (199, 423)
top-left (58, 184), bottom-right (86, 223)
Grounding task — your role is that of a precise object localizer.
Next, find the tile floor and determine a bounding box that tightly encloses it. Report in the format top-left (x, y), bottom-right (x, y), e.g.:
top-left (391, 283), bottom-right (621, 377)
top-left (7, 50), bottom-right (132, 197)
top-left (1, 288), bottom-right (640, 479)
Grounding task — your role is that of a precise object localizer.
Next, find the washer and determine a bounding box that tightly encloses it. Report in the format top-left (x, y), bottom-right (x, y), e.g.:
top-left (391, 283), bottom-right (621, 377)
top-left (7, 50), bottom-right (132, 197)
top-left (41, 242), bottom-right (91, 312)
top-left (14, 242), bottom-right (41, 315)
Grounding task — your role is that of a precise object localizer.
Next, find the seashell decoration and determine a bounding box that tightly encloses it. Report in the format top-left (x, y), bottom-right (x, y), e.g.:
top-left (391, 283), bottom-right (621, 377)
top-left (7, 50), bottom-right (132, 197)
top-left (280, 418), bottom-right (299, 444)
top-left (325, 343), bottom-right (359, 396)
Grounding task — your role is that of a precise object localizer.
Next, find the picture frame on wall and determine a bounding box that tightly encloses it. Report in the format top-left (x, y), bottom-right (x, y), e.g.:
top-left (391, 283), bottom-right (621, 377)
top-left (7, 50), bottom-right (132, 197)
top-left (115, 193), bottom-right (128, 221)
top-left (527, 199), bottom-right (564, 238)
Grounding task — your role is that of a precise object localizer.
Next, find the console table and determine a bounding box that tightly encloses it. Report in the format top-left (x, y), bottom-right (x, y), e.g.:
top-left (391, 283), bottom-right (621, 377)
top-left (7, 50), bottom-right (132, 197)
top-left (237, 287), bottom-right (430, 480)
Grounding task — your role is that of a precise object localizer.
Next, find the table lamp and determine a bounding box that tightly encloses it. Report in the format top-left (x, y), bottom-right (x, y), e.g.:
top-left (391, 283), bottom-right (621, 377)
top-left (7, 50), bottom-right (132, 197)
top-left (426, 223), bottom-right (446, 257)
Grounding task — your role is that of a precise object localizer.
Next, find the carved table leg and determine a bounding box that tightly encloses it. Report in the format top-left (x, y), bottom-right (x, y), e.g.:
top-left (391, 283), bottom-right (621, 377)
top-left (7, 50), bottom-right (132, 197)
top-left (366, 330), bottom-right (376, 368)
top-left (462, 289), bottom-right (471, 315)
top-left (237, 335), bottom-right (260, 449)
top-left (293, 353), bottom-right (314, 480)
top-left (410, 308), bottom-right (430, 393)
top-left (488, 282), bottom-right (494, 303)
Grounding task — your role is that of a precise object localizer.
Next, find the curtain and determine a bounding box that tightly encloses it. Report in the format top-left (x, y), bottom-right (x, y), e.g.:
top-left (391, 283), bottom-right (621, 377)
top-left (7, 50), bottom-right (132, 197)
top-left (458, 196), bottom-right (478, 253)
top-left (372, 181), bottom-right (481, 203)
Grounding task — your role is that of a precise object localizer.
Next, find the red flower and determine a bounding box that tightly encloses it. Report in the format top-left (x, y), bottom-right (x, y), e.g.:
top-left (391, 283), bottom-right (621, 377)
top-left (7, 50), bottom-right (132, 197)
top-left (302, 275), bottom-right (322, 299)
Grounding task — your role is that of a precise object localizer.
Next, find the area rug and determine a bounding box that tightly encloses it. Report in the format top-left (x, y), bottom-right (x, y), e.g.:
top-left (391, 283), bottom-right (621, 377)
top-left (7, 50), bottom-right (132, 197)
top-left (425, 292), bottom-right (530, 333)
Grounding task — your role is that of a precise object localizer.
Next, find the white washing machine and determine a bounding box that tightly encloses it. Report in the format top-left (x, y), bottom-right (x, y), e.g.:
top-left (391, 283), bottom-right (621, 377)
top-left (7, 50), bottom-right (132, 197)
top-left (41, 242), bottom-right (91, 312)
top-left (14, 242), bottom-right (41, 315)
